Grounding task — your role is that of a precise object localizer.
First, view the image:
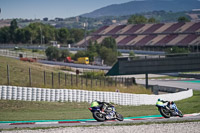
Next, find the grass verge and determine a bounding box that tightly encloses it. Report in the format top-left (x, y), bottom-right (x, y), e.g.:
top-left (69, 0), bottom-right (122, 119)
top-left (0, 91), bottom-right (199, 121)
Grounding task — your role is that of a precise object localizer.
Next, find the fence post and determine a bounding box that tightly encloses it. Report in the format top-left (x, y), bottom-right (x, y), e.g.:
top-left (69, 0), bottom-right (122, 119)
top-left (91, 76), bottom-right (93, 88)
top-left (107, 77), bottom-right (110, 86)
top-left (76, 74), bottom-right (78, 87)
top-left (7, 64), bottom-right (10, 85)
top-left (104, 77), bottom-right (106, 86)
top-left (115, 77), bottom-right (117, 87)
top-left (71, 74), bottom-right (73, 86)
top-left (29, 67), bottom-right (32, 86)
top-left (81, 76), bottom-right (83, 88)
top-left (100, 78), bottom-right (101, 87)
top-left (58, 72), bottom-right (60, 88)
top-left (65, 73), bottom-right (67, 86)
top-left (86, 75), bottom-right (88, 87)
top-left (52, 72), bottom-right (54, 88)
top-left (44, 71), bottom-right (46, 86)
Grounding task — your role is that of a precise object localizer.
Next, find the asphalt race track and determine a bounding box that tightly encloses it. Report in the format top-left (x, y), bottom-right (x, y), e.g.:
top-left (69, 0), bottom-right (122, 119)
top-left (136, 79), bottom-right (200, 91)
top-left (0, 113), bottom-right (200, 130)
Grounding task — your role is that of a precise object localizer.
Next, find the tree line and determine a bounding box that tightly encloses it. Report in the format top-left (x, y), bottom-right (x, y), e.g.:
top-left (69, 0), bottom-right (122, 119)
top-left (127, 15), bottom-right (190, 24)
top-left (0, 19), bottom-right (85, 45)
top-left (45, 37), bottom-right (121, 66)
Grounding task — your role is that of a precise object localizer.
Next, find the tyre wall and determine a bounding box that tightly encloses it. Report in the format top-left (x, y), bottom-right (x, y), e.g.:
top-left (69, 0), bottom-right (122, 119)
top-left (0, 85), bottom-right (193, 105)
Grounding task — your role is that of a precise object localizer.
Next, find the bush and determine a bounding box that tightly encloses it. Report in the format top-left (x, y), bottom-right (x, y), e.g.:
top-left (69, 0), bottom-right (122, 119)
top-left (166, 46), bottom-right (189, 54)
top-left (82, 71), bottom-right (105, 79)
top-left (45, 46), bottom-right (60, 60)
top-left (32, 49), bottom-right (38, 52)
top-left (14, 47), bottom-right (24, 51)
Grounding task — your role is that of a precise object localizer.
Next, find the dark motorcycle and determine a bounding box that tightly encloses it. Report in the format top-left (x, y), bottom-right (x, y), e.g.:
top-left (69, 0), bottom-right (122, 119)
top-left (156, 100), bottom-right (183, 118)
top-left (88, 101), bottom-right (124, 122)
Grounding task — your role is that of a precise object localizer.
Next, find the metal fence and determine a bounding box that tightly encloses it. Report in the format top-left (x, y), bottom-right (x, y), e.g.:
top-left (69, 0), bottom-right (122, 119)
top-left (1, 64), bottom-right (135, 90)
top-left (0, 49), bottom-right (46, 59)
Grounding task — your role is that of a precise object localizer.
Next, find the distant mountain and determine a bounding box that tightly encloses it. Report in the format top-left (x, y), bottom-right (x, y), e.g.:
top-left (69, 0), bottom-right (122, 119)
top-left (81, 0), bottom-right (200, 18)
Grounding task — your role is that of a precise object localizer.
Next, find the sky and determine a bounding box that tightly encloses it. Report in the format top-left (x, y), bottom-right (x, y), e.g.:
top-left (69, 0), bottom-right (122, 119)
top-left (0, 0), bottom-right (133, 19)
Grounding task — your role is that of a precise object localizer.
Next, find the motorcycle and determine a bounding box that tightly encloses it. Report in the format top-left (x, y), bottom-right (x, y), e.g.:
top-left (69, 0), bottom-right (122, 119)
top-left (156, 100), bottom-right (183, 118)
top-left (88, 101), bottom-right (124, 122)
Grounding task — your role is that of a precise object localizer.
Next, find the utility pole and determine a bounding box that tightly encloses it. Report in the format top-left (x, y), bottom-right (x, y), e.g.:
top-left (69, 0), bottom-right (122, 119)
top-left (40, 26), bottom-right (43, 45)
top-left (84, 22), bottom-right (87, 47)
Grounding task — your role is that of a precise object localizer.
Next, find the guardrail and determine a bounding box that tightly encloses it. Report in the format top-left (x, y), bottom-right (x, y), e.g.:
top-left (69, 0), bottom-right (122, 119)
top-left (150, 85), bottom-right (186, 95)
top-left (0, 49), bottom-right (46, 59)
top-left (0, 85), bottom-right (193, 105)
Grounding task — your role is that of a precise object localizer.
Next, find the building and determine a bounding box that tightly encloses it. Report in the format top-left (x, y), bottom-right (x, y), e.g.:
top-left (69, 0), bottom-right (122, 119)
top-left (76, 22), bottom-right (200, 51)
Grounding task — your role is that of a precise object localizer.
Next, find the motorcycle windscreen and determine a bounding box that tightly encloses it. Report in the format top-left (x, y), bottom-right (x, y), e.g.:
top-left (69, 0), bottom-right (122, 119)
top-left (156, 101), bottom-right (164, 106)
top-left (91, 101), bottom-right (99, 107)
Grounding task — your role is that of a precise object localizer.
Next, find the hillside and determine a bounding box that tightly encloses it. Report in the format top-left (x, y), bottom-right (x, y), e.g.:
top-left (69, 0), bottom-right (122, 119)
top-left (82, 0), bottom-right (200, 18)
top-left (0, 56), bottom-right (150, 94)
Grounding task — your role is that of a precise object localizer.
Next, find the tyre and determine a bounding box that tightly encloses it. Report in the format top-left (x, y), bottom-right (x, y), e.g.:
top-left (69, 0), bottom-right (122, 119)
top-left (178, 110), bottom-right (183, 117)
top-left (92, 111), bottom-right (106, 122)
top-left (159, 107), bottom-right (171, 118)
top-left (116, 112), bottom-right (124, 121)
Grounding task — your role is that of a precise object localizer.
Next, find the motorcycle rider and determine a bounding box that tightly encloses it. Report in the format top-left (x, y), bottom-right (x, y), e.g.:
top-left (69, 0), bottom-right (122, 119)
top-left (157, 99), bottom-right (178, 114)
top-left (92, 100), bottom-right (112, 112)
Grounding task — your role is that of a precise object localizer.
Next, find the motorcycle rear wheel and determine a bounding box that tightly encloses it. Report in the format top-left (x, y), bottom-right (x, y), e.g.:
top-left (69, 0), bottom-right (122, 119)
top-left (116, 112), bottom-right (124, 121)
top-left (93, 111), bottom-right (106, 122)
top-left (159, 107), bottom-right (171, 118)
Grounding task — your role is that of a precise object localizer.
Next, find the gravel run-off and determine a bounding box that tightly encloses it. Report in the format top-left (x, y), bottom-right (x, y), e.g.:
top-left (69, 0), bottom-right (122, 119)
top-left (2, 122), bottom-right (200, 133)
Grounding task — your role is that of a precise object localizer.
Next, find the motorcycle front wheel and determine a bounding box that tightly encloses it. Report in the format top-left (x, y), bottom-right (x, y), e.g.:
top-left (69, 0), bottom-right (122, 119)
top-left (116, 112), bottom-right (124, 121)
top-left (159, 107), bottom-right (171, 118)
top-left (92, 111), bottom-right (106, 122)
top-left (178, 110), bottom-right (183, 117)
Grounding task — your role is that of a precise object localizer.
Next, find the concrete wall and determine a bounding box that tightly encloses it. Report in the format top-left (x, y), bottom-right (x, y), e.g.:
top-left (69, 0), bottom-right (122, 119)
top-left (0, 85), bottom-right (193, 105)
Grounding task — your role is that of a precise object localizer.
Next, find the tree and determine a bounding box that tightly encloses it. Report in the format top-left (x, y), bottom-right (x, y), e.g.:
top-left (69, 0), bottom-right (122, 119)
top-left (128, 15), bottom-right (148, 24)
top-left (45, 46), bottom-right (60, 60)
top-left (28, 23), bottom-right (42, 44)
top-left (59, 49), bottom-right (70, 61)
top-left (0, 27), bottom-right (10, 43)
top-left (10, 19), bottom-right (18, 31)
top-left (166, 46), bottom-right (189, 54)
top-left (57, 28), bottom-right (70, 44)
top-left (86, 41), bottom-right (98, 62)
top-left (99, 46), bottom-right (117, 66)
top-left (15, 28), bottom-right (26, 43)
top-left (129, 50), bottom-right (135, 57)
top-left (74, 50), bottom-right (86, 60)
top-left (129, 50), bottom-right (135, 60)
top-left (101, 37), bottom-right (117, 50)
top-left (178, 16), bottom-right (190, 22)
top-left (69, 28), bottom-right (84, 43)
top-left (9, 19), bottom-right (18, 43)
top-left (87, 41), bottom-right (96, 53)
top-left (148, 17), bottom-right (158, 23)
top-left (23, 27), bottom-right (32, 44)
top-left (42, 24), bottom-right (56, 44)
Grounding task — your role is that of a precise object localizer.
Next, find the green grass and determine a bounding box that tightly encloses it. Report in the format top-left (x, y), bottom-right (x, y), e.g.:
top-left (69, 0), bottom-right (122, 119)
top-left (0, 90), bottom-right (199, 121)
top-left (0, 56), bottom-right (151, 94)
top-left (12, 48), bottom-right (46, 56)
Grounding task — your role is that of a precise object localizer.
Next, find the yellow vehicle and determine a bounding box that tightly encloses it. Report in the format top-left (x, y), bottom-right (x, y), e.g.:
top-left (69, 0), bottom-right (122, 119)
top-left (74, 57), bottom-right (89, 64)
